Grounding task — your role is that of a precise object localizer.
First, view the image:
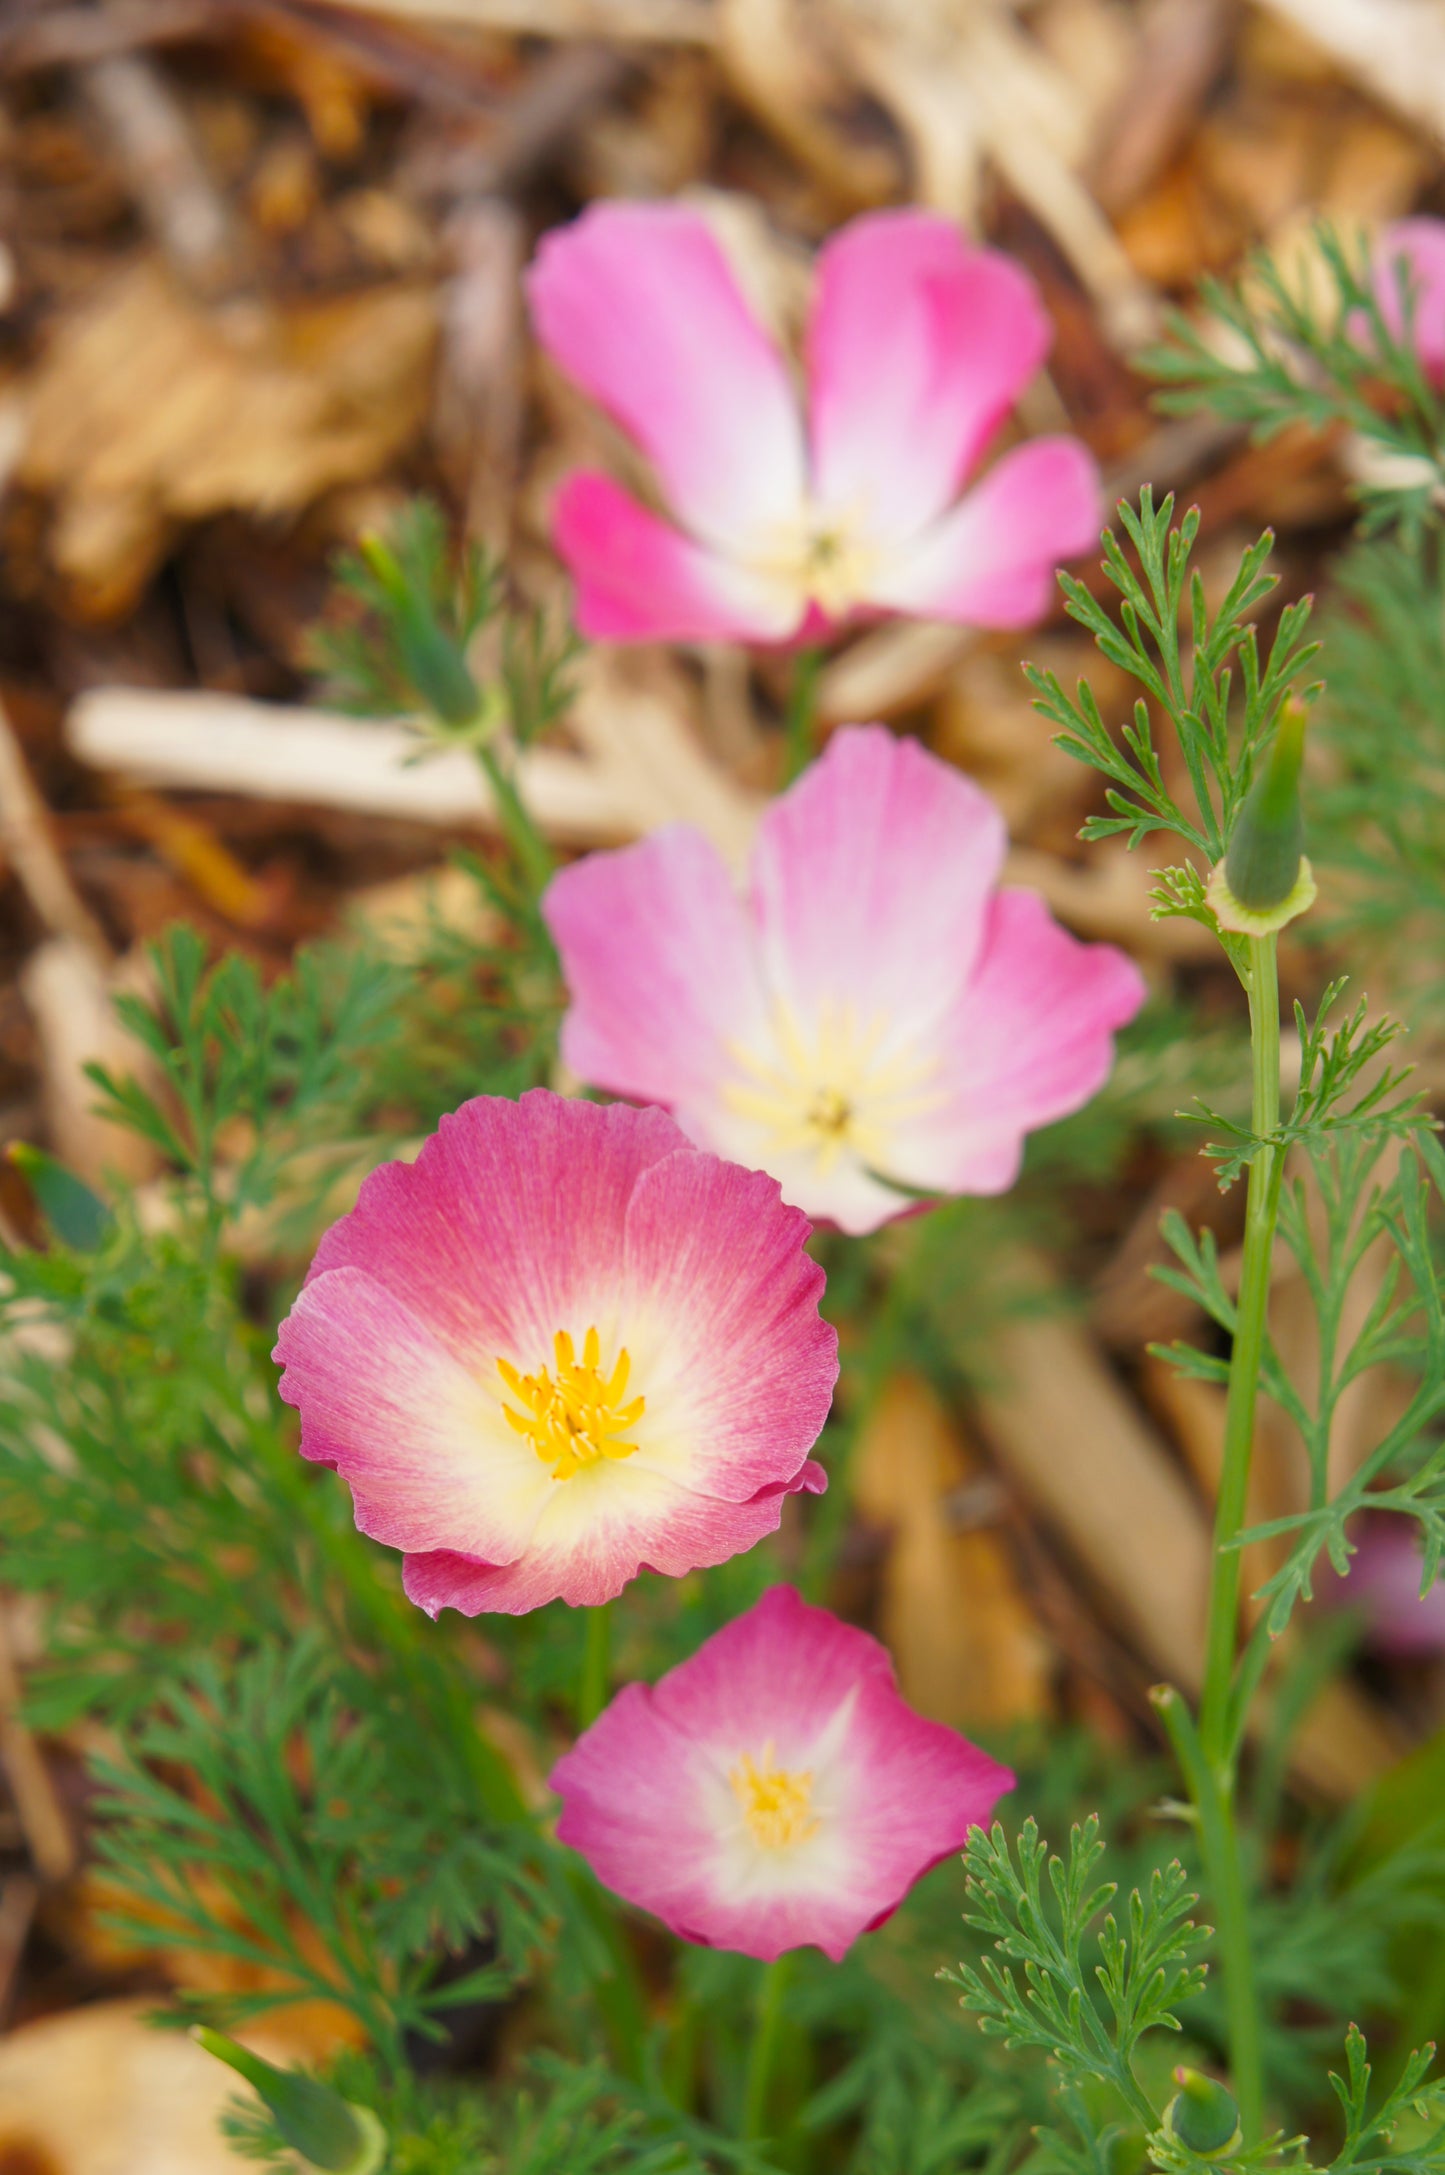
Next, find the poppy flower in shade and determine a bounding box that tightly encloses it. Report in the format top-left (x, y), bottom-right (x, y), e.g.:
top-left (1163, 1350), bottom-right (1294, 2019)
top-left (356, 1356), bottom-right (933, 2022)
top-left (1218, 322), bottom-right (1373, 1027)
top-left (1371, 219), bottom-right (1445, 384)
top-left (1316, 1519), bottom-right (1445, 1659)
top-left (543, 726), bottom-right (1147, 1236)
top-left (551, 1584), bottom-right (1013, 1962)
top-left (273, 1092), bottom-right (837, 1617)
top-left (525, 202), bottom-right (1102, 646)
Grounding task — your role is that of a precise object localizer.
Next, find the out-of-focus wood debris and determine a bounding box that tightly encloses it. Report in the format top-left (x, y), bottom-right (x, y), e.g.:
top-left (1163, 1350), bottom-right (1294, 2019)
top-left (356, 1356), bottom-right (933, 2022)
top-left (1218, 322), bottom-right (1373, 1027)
top-left (1, 0), bottom-right (1444, 2133)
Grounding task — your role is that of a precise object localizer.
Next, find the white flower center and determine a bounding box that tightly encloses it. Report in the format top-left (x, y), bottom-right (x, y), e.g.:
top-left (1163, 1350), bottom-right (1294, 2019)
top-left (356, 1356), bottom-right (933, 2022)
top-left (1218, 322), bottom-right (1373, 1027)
top-left (721, 999), bottom-right (943, 1177)
top-left (741, 499), bottom-right (878, 618)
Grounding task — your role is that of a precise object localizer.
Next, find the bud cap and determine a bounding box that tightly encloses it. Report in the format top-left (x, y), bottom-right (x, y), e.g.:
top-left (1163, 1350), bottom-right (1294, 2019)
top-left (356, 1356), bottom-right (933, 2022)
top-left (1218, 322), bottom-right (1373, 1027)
top-left (1211, 700), bottom-right (1316, 935)
top-left (192, 2030), bottom-right (387, 2175)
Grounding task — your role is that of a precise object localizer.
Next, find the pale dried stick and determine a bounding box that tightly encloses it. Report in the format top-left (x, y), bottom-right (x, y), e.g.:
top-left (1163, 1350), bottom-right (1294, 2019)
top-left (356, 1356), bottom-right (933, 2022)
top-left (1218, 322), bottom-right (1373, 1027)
top-left (79, 52), bottom-right (242, 296)
top-left (0, 1611), bottom-right (74, 1885)
top-left (68, 689), bottom-right (635, 841)
top-left (0, 696), bottom-right (108, 959)
top-left (310, 0), bottom-right (717, 42)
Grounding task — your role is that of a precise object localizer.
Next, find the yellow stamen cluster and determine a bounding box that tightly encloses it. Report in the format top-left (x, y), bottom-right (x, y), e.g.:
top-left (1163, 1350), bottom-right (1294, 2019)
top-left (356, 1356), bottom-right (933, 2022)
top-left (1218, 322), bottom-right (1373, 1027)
top-left (722, 999), bottom-right (942, 1175)
top-left (729, 1743), bottom-right (820, 1849)
top-left (746, 501), bottom-right (878, 619)
top-left (497, 1327), bottom-right (644, 1481)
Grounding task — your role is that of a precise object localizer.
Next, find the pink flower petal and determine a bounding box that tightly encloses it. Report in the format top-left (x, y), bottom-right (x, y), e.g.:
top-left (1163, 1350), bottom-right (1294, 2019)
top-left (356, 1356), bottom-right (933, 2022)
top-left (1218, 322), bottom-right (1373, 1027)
top-left (621, 1152), bottom-right (837, 1503)
top-left (1316, 1517), bottom-right (1445, 1658)
top-left (749, 724), bottom-right (1007, 1039)
top-left (527, 202), bottom-right (807, 552)
top-left (546, 731), bottom-right (1140, 1238)
top-left (544, 824), bottom-right (765, 1108)
top-left (551, 1585), bottom-right (1013, 1960)
top-left (402, 1465), bottom-right (824, 1618)
top-left (276, 1093), bottom-right (836, 1615)
top-left (552, 473), bottom-right (802, 645)
top-left (300, 1090), bottom-right (682, 1362)
top-left (275, 1267), bottom-right (551, 1562)
top-left (807, 213), bottom-right (1053, 548)
top-left (886, 888), bottom-right (1146, 1194)
top-left (1372, 219), bottom-right (1445, 385)
top-left (868, 437), bottom-right (1102, 627)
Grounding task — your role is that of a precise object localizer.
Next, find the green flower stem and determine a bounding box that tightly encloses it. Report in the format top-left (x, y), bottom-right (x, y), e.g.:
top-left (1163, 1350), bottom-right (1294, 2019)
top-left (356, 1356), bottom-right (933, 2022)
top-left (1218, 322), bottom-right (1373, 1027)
top-left (1178, 930), bottom-right (1284, 2145)
top-left (1199, 933), bottom-right (1284, 1773)
top-left (781, 647), bottom-right (824, 784)
top-left (570, 1871), bottom-right (651, 2084)
top-left (578, 1601), bottom-right (613, 1730)
top-left (475, 740), bottom-right (555, 900)
top-left (1153, 1687), bottom-right (1262, 2146)
top-left (742, 1951), bottom-right (794, 2141)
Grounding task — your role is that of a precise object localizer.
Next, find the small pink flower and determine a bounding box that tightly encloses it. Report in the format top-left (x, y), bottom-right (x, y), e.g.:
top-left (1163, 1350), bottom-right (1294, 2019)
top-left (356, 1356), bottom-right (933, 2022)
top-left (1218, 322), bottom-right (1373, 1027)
top-left (526, 202), bottom-right (1102, 645)
top-left (551, 1584), bottom-right (1012, 1961)
top-left (543, 726), bottom-right (1146, 1235)
top-left (1317, 1519), bottom-right (1445, 1659)
top-left (274, 1092), bottom-right (837, 1616)
top-left (1371, 219), bottom-right (1445, 384)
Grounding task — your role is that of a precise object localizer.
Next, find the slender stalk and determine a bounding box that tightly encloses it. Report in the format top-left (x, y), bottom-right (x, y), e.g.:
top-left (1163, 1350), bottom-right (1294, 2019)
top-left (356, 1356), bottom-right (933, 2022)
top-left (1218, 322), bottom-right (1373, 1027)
top-left (475, 740), bottom-right (554, 899)
top-left (578, 1601), bottom-right (612, 1730)
top-left (1152, 1689), bottom-right (1261, 2143)
top-left (742, 1952), bottom-right (794, 2140)
top-left (1175, 931), bottom-right (1284, 2145)
top-left (1198, 934), bottom-right (1283, 1777)
top-left (781, 647), bottom-right (823, 784)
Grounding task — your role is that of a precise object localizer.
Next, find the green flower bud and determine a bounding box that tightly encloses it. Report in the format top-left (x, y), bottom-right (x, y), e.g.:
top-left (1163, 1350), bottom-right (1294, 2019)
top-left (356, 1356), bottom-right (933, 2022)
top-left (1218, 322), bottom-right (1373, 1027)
top-left (1164, 2067), bottom-right (1242, 2158)
top-left (1208, 700), bottom-right (1316, 935)
top-left (358, 533), bottom-right (480, 730)
top-left (7, 1143), bottom-right (113, 1252)
top-left (192, 2030), bottom-right (387, 2174)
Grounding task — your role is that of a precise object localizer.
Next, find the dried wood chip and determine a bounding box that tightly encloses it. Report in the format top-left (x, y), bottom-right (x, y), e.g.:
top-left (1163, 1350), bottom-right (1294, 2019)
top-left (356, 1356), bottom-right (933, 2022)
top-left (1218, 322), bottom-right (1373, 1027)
top-left (1255, 0), bottom-right (1445, 146)
top-left (853, 1373), bottom-right (1053, 1728)
top-left (19, 263), bottom-right (436, 617)
top-left (0, 2001), bottom-right (312, 2175)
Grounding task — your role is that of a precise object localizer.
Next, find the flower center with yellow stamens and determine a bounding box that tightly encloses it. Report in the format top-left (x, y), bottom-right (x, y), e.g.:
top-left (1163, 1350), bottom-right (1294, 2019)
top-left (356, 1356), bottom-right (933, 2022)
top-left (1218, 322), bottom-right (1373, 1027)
top-left (721, 999), bottom-right (944, 1176)
top-left (744, 500), bottom-right (877, 619)
top-left (729, 1744), bottom-right (820, 1849)
top-left (497, 1327), bottom-right (645, 1482)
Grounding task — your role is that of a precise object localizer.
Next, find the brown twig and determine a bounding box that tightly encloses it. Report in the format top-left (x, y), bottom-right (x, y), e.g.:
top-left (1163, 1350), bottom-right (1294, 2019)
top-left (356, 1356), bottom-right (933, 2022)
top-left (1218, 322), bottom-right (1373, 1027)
top-left (77, 51), bottom-right (247, 298)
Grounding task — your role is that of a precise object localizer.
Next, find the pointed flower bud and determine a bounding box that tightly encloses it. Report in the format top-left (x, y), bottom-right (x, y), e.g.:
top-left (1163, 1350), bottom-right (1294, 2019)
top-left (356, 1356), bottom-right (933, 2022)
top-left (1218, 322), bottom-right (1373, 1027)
top-left (7, 1143), bottom-right (113, 1252)
top-left (1206, 700), bottom-right (1317, 935)
top-left (1164, 2067), bottom-right (1242, 2158)
top-left (358, 532), bottom-right (481, 730)
top-left (192, 2030), bottom-right (387, 2174)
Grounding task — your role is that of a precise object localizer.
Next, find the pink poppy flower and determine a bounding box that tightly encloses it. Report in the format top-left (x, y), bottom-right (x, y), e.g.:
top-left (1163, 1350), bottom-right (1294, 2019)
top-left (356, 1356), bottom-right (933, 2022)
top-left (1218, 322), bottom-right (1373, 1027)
top-left (543, 726), bottom-right (1146, 1236)
top-left (525, 202), bottom-right (1102, 645)
top-left (551, 1584), bottom-right (1013, 1961)
top-left (1371, 219), bottom-right (1445, 384)
top-left (273, 1092), bottom-right (837, 1616)
top-left (1316, 1518), bottom-right (1445, 1659)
